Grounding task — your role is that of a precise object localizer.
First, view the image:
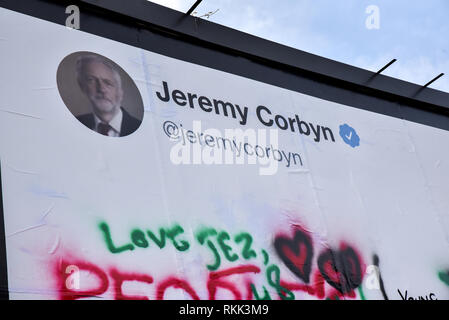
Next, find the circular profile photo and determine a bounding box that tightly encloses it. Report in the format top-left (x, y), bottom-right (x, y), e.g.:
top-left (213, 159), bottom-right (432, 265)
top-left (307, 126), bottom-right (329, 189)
top-left (57, 51), bottom-right (144, 137)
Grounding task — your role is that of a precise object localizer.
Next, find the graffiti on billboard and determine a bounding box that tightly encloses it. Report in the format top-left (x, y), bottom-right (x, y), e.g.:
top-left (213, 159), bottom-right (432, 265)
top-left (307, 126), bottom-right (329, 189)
top-left (53, 220), bottom-right (370, 300)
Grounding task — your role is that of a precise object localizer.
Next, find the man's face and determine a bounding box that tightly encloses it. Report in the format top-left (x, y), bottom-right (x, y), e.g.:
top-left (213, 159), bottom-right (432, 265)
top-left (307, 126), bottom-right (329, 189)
top-left (80, 61), bottom-right (123, 116)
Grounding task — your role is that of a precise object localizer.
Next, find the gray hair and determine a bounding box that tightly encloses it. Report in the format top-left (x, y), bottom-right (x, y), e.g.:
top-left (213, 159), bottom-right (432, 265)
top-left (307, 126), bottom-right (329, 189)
top-left (76, 54), bottom-right (122, 90)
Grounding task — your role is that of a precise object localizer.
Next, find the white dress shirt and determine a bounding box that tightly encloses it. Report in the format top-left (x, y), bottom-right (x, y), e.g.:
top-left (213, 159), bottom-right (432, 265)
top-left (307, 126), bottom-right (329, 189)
top-left (93, 108), bottom-right (123, 137)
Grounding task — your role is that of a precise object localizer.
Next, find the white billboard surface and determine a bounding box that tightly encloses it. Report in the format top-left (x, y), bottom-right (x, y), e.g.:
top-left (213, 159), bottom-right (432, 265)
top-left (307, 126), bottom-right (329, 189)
top-left (1, 8), bottom-right (449, 300)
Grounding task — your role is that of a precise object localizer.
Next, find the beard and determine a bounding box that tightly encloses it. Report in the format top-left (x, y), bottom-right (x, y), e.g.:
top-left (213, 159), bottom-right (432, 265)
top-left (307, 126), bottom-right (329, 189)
top-left (90, 96), bottom-right (119, 114)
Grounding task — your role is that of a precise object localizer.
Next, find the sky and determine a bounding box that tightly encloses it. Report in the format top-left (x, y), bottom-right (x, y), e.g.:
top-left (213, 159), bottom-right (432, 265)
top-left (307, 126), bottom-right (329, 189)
top-left (149, 0), bottom-right (449, 93)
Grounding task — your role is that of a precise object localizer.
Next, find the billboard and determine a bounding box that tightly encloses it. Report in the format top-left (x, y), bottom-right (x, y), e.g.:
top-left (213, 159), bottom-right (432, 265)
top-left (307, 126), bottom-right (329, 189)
top-left (1, 5), bottom-right (449, 300)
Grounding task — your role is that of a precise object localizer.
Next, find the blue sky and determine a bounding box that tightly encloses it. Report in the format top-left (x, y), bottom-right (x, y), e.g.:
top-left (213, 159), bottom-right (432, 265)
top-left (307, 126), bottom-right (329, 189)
top-left (149, 0), bottom-right (449, 93)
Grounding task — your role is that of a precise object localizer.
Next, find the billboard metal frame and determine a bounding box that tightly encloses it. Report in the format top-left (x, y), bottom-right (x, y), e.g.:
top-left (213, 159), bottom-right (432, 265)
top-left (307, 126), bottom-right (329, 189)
top-left (0, 0), bottom-right (448, 299)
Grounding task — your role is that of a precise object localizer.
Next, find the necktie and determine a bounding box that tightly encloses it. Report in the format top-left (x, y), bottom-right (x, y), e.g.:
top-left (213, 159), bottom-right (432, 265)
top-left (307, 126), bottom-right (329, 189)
top-left (97, 122), bottom-right (112, 136)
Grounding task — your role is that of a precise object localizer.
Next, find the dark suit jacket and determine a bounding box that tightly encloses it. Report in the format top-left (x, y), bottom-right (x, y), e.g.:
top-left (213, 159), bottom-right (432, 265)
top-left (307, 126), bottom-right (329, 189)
top-left (76, 107), bottom-right (141, 137)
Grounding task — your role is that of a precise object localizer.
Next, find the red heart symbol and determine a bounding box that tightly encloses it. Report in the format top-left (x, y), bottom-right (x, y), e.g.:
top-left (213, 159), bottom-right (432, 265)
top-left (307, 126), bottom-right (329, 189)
top-left (274, 229), bottom-right (314, 283)
top-left (317, 246), bottom-right (362, 294)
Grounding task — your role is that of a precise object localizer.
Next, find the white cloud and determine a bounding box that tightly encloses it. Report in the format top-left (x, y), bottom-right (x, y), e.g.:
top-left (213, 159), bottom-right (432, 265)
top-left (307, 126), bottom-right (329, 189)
top-left (147, 0), bottom-right (189, 12)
